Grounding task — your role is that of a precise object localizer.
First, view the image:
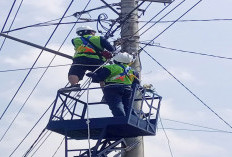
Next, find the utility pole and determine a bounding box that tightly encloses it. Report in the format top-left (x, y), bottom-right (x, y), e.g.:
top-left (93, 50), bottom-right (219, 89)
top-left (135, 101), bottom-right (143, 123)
top-left (121, 0), bottom-right (143, 156)
top-left (120, 0), bottom-right (172, 157)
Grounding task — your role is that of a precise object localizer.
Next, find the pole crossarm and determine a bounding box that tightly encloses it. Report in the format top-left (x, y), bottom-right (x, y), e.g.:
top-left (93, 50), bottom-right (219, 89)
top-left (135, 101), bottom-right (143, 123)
top-left (0, 33), bottom-right (73, 59)
top-left (139, 0), bottom-right (172, 3)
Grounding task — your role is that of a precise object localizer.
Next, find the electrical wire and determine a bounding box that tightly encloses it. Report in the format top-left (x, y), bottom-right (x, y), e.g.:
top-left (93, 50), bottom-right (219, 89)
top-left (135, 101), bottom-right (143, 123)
top-left (0, 0), bottom-right (24, 52)
top-left (2, 15), bottom-right (74, 34)
top-left (141, 0), bottom-right (202, 50)
top-left (131, 0), bottom-right (176, 41)
top-left (12, 0), bottom-right (96, 156)
top-left (141, 48), bottom-right (232, 129)
top-left (4, 0), bottom-right (230, 156)
top-left (4, 1), bottom-right (76, 155)
top-left (104, 0), bottom-right (146, 39)
top-left (158, 127), bottom-right (232, 133)
top-left (139, 18), bottom-right (232, 23)
top-left (51, 137), bottom-right (65, 157)
top-left (140, 0), bottom-right (185, 38)
top-left (142, 43), bottom-right (232, 60)
top-left (162, 118), bottom-right (232, 133)
top-left (4, 17), bottom-right (231, 34)
top-left (23, 128), bottom-right (47, 157)
top-left (0, 0), bottom-right (74, 121)
top-left (159, 116), bottom-right (174, 157)
top-left (2, 4), bottom-right (119, 34)
top-left (30, 131), bottom-right (52, 157)
top-left (0, 0), bottom-right (17, 33)
top-left (8, 100), bottom-right (54, 156)
top-left (0, 63), bottom-right (104, 73)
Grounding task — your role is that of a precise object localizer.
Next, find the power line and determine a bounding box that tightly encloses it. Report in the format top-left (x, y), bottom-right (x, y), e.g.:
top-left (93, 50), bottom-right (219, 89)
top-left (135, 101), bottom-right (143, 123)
top-left (2, 14), bottom-right (74, 34)
top-left (162, 118), bottom-right (232, 133)
top-left (0, 0), bottom-right (24, 52)
top-left (133, 0), bottom-right (175, 39)
top-left (139, 18), bottom-right (232, 23)
top-left (2, 3), bottom-right (119, 34)
top-left (138, 0), bottom-right (232, 130)
top-left (140, 0), bottom-right (184, 37)
top-left (9, 1), bottom-right (94, 156)
top-left (0, 64), bottom-right (71, 73)
top-left (158, 127), bottom-right (232, 133)
top-left (159, 116), bottom-right (174, 157)
top-left (1, 0), bottom-right (93, 148)
top-left (141, 0), bottom-right (202, 50)
top-left (141, 48), bottom-right (232, 129)
top-left (141, 43), bottom-right (232, 60)
top-left (0, 63), bottom-right (106, 73)
top-left (0, 0), bottom-right (74, 123)
top-left (23, 128), bottom-right (47, 157)
top-left (9, 101), bottom-right (54, 156)
top-left (5, 18), bottom-right (231, 34)
top-left (0, 0), bottom-right (17, 33)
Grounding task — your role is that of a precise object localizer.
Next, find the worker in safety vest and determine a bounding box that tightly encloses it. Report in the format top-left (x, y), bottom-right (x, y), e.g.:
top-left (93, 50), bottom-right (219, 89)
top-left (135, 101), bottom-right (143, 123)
top-left (60, 26), bottom-right (115, 92)
top-left (86, 52), bottom-right (139, 117)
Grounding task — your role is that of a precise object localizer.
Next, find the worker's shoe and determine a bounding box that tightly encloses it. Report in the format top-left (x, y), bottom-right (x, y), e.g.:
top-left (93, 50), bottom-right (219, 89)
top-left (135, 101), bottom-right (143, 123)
top-left (59, 84), bottom-right (81, 92)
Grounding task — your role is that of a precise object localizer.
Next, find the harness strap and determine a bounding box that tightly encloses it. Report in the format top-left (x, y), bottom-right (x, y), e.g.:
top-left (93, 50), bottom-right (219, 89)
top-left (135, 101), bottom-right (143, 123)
top-left (81, 36), bottom-right (103, 60)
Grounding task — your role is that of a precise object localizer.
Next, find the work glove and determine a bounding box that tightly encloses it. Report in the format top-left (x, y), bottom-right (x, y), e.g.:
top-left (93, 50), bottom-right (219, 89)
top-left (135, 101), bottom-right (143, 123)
top-left (86, 72), bottom-right (96, 78)
top-left (101, 51), bottom-right (112, 59)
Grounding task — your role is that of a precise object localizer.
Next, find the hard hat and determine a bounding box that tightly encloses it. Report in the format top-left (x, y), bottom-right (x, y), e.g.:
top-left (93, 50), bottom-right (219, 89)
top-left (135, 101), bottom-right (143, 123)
top-left (113, 52), bottom-right (134, 64)
top-left (76, 26), bottom-right (96, 34)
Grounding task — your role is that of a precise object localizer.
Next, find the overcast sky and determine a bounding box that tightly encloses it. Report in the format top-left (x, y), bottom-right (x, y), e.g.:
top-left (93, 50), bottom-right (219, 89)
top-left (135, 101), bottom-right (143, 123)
top-left (0, 0), bottom-right (232, 157)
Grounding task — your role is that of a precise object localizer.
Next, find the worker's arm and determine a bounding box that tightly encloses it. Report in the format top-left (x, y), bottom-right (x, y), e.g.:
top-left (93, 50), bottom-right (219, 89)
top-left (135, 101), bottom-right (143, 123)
top-left (86, 67), bottom-right (111, 82)
top-left (100, 36), bottom-right (115, 52)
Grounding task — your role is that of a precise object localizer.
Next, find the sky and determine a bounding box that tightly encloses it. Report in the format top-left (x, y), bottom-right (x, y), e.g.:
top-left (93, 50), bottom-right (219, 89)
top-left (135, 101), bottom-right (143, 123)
top-left (0, 0), bottom-right (232, 157)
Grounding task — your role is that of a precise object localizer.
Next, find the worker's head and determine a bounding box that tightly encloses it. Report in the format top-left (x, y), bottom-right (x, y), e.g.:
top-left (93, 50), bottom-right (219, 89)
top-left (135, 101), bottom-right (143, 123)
top-left (76, 26), bottom-right (96, 36)
top-left (113, 52), bottom-right (135, 64)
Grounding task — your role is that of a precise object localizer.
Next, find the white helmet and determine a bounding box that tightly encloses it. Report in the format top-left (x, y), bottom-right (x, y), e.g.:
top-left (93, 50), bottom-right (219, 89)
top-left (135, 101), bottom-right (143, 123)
top-left (76, 26), bottom-right (96, 35)
top-left (113, 52), bottom-right (134, 64)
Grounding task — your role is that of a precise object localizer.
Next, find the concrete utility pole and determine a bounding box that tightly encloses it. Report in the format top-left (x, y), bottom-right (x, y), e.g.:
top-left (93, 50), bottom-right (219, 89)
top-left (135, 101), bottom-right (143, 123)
top-left (121, 0), bottom-right (143, 156)
top-left (120, 0), bottom-right (172, 157)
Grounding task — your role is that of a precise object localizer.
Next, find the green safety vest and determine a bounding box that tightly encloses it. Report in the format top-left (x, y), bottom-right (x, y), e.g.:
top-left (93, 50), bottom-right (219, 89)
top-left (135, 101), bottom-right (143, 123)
top-left (104, 64), bottom-right (135, 85)
top-left (72, 35), bottom-right (104, 60)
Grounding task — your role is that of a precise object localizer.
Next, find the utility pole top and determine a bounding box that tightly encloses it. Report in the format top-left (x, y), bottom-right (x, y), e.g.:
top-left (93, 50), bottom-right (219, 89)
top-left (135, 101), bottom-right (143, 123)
top-left (139, 0), bottom-right (172, 3)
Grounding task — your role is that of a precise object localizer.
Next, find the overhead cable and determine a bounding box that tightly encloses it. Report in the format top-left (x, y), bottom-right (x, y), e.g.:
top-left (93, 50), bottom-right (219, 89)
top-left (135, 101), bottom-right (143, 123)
top-left (142, 48), bottom-right (232, 129)
top-left (9, 101), bottom-right (54, 156)
top-left (139, 0), bottom-right (185, 37)
top-left (0, 0), bottom-right (17, 33)
top-left (142, 43), bottom-right (232, 60)
top-left (162, 118), bottom-right (232, 133)
top-left (0, 0), bottom-right (75, 138)
top-left (104, 0), bottom-right (146, 39)
top-left (0, 63), bottom-right (104, 73)
top-left (2, 15), bottom-right (74, 34)
top-left (139, 18), bottom-right (232, 23)
top-left (133, 0), bottom-right (176, 39)
top-left (159, 116), bottom-right (174, 157)
top-left (0, 0), bottom-right (24, 52)
top-left (14, 1), bottom-right (95, 156)
top-left (158, 127), bottom-right (232, 133)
